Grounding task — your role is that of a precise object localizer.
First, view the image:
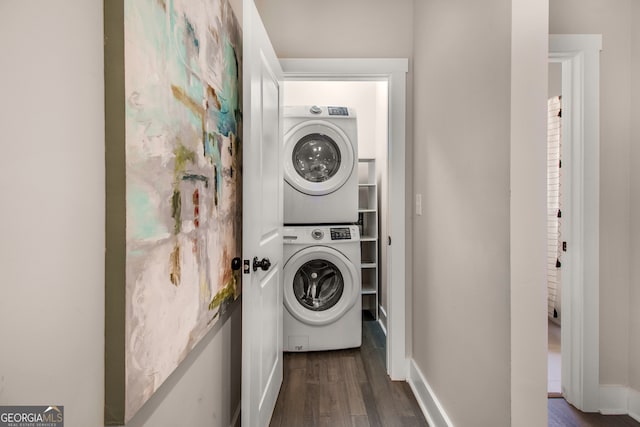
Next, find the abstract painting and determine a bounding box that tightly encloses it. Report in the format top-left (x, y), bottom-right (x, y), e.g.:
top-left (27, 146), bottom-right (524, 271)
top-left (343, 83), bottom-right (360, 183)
top-left (105, 0), bottom-right (242, 422)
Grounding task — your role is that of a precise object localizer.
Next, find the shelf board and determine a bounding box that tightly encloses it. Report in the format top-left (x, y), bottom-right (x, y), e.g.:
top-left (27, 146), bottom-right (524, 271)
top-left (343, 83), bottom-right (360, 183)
top-left (360, 236), bottom-right (377, 242)
top-left (358, 208), bottom-right (376, 213)
top-left (361, 262), bottom-right (377, 269)
top-left (358, 158), bottom-right (375, 163)
top-left (359, 183), bottom-right (377, 187)
top-left (361, 288), bottom-right (377, 295)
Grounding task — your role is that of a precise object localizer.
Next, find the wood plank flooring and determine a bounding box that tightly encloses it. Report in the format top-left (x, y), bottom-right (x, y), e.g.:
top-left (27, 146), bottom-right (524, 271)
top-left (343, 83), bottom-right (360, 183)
top-left (270, 317), bottom-right (428, 427)
top-left (549, 398), bottom-right (640, 427)
top-left (270, 315), bottom-right (640, 427)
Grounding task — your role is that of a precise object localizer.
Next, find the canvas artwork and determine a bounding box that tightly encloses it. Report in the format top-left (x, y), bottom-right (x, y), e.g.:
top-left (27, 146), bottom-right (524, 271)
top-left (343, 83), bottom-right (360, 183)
top-left (123, 0), bottom-right (242, 418)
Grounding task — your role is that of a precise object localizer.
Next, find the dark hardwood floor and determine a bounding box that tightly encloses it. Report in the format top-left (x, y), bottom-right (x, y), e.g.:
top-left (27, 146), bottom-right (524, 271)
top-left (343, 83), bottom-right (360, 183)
top-left (271, 315), bottom-right (640, 427)
top-left (549, 398), bottom-right (640, 427)
top-left (270, 316), bottom-right (428, 427)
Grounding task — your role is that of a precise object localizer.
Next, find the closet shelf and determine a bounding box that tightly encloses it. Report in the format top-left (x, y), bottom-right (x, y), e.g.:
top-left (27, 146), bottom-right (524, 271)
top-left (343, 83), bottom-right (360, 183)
top-left (358, 158), bottom-right (379, 319)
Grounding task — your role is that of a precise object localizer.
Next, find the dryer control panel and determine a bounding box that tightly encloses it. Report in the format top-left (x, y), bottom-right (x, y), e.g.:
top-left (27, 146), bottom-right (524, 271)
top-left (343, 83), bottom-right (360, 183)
top-left (330, 227), bottom-right (352, 240)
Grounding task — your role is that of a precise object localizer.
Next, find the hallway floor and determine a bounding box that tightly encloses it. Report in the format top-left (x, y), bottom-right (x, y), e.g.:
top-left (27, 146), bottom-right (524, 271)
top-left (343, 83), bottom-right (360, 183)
top-left (549, 398), bottom-right (640, 427)
top-left (548, 319), bottom-right (562, 396)
top-left (270, 316), bottom-right (428, 427)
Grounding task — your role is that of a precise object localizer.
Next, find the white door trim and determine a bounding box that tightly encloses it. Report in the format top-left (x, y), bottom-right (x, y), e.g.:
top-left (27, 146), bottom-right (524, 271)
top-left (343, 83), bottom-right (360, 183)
top-left (549, 34), bottom-right (602, 412)
top-left (280, 58), bottom-right (409, 380)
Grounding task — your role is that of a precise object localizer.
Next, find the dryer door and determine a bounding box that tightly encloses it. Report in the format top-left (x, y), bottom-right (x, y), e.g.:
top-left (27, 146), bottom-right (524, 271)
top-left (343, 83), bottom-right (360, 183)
top-left (283, 120), bottom-right (355, 196)
top-left (284, 246), bottom-right (360, 326)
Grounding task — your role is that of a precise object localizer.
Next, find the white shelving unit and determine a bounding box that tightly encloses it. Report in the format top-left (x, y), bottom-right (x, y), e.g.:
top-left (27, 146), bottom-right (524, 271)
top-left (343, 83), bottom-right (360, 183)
top-left (358, 158), bottom-right (378, 319)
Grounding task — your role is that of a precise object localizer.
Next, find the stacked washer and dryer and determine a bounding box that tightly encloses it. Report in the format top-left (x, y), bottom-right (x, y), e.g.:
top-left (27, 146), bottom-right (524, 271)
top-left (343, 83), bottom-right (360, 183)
top-left (282, 105), bottom-right (362, 352)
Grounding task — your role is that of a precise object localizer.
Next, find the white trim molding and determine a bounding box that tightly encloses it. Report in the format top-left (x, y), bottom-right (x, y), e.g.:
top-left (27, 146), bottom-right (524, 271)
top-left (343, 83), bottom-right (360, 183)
top-left (378, 305), bottom-right (388, 336)
top-left (599, 385), bottom-right (629, 415)
top-left (549, 34), bottom-right (602, 412)
top-left (230, 403), bottom-right (241, 427)
top-left (598, 385), bottom-right (640, 422)
top-left (629, 387), bottom-right (640, 422)
top-left (407, 359), bottom-right (454, 427)
top-left (280, 58), bottom-right (409, 380)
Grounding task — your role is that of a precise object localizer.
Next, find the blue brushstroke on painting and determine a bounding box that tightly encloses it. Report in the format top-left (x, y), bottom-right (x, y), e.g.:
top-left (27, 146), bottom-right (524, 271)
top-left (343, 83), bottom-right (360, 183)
top-left (128, 184), bottom-right (168, 240)
top-left (208, 38), bottom-right (240, 138)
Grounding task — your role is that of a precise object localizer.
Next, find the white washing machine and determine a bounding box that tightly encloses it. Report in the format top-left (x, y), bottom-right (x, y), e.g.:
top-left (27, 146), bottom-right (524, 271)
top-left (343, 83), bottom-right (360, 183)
top-left (283, 105), bottom-right (358, 225)
top-left (283, 225), bottom-right (362, 351)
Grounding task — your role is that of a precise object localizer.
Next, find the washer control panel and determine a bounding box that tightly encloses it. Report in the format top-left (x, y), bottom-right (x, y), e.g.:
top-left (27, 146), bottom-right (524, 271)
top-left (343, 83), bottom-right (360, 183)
top-left (330, 227), bottom-right (352, 240)
top-left (327, 106), bottom-right (349, 116)
top-left (311, 229), bottom-right (324, 240)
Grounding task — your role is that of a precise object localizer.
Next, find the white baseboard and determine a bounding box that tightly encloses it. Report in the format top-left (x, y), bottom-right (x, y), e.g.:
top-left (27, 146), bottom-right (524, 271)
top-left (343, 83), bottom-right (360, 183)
top-left (599, 385), bottom-right (628, 415)
top-left (599, 385), bottom-right (640, 421)
top-left (407, 359), bottom-right (453, 427)
top-left (629, 387), bottom-right (640, 422)
top-left (229, 402), bottom-right (241, 427)
top-left (378, 305), bottom-right (388, 336)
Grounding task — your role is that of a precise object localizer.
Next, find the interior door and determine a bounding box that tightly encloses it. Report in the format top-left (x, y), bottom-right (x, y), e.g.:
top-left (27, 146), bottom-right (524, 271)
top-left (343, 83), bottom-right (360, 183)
top-left (241, 1), bottom-right (284, 426)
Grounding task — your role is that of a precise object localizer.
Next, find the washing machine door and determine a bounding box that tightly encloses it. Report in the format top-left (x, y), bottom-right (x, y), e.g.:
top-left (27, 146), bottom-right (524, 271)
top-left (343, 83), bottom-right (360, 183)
top-left (284, 245), bottom-right (360, 326)
top-left (283, 120), bottom-right (355, 196)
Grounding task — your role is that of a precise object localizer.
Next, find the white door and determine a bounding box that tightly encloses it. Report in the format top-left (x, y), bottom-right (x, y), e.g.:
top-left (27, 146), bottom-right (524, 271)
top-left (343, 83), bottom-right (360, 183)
top-left (241, 1), bottom-right (284, 426)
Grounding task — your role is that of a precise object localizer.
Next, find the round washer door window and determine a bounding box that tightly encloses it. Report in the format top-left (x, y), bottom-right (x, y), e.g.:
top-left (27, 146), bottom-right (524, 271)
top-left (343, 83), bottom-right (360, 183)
top-left (292, 134), bottom-right (341, 183)
top-left (284, 246), bottom-right (360, 326)
top-left (284, 120), bottom-right (355, 196)
top-left (292, 259), bottom-right (344, 311)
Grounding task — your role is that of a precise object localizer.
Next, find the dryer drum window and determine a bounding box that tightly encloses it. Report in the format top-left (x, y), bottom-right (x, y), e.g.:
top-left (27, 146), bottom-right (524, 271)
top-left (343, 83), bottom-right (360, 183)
top-left (292, 133), bottom-right (342, 183)
top-left (293, 259), bottom-right (344, 311)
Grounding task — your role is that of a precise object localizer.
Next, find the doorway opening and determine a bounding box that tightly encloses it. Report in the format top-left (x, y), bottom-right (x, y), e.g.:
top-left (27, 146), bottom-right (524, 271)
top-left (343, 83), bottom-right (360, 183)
top-left (548, 34), bottom-right (602, 412)
top-left (281, 58), bottom-right (408, 380)
top-left (547, 62), bottom-right (563, 398)
top-left (283, 79), bottom-right (390, 332)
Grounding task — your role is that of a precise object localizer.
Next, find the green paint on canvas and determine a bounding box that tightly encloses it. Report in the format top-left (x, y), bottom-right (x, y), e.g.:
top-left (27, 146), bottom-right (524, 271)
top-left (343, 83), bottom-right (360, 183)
top-left (128, 184), bottom-right (168, 240)
top-left (208, 274), bottom-right (237, 311)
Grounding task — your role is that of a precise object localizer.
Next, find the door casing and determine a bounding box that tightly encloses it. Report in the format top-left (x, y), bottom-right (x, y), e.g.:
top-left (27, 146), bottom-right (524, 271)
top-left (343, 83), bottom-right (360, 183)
top-left (549, 34), bottom-right (602, 412)
top-left (281, 58), bottom-right (409, 380)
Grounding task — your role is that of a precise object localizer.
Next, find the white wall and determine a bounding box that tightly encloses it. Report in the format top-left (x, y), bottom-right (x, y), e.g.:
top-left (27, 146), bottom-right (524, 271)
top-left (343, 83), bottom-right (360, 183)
top-left (550, 0), bottom-right (633, 387)
top-left (0, 1), bottom-right (241, 426)
top-left (412, 1), bottom-right (513, 425)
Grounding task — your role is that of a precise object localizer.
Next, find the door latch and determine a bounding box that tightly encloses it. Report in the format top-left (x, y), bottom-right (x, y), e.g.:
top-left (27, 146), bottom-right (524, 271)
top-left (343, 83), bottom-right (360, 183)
top-left (243, 259), bottom-right (250, 274)
top-left (253, 257), bottom-right (271, 272)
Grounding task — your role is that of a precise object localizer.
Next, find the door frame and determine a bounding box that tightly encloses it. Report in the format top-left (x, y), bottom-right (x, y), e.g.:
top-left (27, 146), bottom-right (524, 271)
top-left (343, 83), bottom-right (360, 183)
top-left (280, 58), bottom-right (409, 380)
top-left (549, 34), bottom-right (602, 412)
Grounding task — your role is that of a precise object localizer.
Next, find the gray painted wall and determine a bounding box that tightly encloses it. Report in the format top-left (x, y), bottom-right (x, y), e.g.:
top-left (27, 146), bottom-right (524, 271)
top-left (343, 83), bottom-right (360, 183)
top-left (412, 1), bottom-right (513, 425)
top-left (0, 1), bottom-right (241, 426)
top-left (548, 62), bottom-right (562, 98)
top-left (550, 0), bottom-right (634, 387)
top-left (629, 1), bottom-right (640, 393)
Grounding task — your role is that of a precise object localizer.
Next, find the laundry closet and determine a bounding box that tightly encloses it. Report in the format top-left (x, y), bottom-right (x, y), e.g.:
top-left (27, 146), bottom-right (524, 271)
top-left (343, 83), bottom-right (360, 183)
top-left (281, 80), bottom-right (390, 352)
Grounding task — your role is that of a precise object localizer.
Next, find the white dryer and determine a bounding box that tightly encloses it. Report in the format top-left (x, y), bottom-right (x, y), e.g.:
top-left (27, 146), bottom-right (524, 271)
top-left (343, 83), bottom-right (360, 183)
top-left (283, 105), bottom-right (358, 225)
top-left (283, 225), bottom-right (362, 351)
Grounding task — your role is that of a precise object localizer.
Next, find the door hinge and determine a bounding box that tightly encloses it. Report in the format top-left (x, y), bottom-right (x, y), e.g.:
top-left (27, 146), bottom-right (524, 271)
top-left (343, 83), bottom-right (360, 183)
top-left (562, 241), bottom-right (567, 252)
top-left (557, 209), bottom-right (562, 218)
top-left (556, 258), bottom-right (562, 268)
